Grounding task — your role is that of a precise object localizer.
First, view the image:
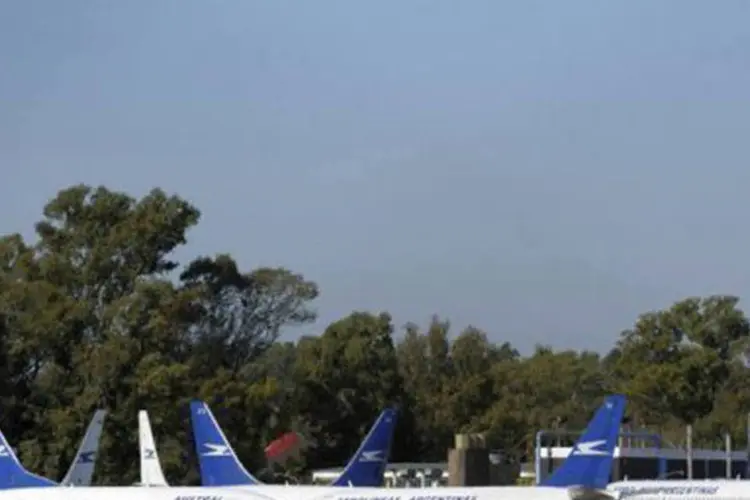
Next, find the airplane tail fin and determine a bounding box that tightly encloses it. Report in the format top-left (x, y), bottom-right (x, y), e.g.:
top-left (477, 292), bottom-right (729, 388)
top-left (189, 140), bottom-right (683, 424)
top-left (189, 400), bottom-right (262, 486)
top-left (0, 427), bottom-right (57, 488)
top-left (138, 410), bottom-right (169, 487)
top-left (542, 394), bottom-right (627, 489)
top-left (332, 408), bottom-right (397, 487)
top-left (61, 409), bottom-right (107, 486)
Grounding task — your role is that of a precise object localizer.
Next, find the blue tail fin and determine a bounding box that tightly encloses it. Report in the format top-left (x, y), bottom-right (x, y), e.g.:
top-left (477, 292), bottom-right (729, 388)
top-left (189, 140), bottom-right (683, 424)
top-left (332, 408), bottom-right (397, 487)
top-left (189, 400), bottom-right (261, 486)
top-left (541, 394), bottom-right (626, 489)
top-left (0, 428), bottom-right (57, 489)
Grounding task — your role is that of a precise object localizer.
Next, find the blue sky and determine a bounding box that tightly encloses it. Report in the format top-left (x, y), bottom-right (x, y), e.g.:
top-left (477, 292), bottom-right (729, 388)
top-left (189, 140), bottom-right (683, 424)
top-left (2, 1), bottom-right (749, 353)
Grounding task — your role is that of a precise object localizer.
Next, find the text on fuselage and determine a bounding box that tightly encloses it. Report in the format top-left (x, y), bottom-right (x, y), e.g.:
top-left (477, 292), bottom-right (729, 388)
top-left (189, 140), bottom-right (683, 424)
top-left (338, 495), bottom-right (478, 500)
top-left (175, 495), bottom-right (223, 500)
top-left (613, 486), bottom-right (720, 497)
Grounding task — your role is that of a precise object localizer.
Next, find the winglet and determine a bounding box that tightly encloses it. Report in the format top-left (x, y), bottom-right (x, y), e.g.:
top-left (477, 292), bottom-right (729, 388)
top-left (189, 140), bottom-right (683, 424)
top-left (0, 428), bottom-right (57, 488)
top-left (332, 408), bottom-right (397, 487)
top-left (61, 409), bottom-right (107, 486)
top-left (541, 394), bottom-right (626, 488)
top-left (138, 410), bottom-right (169, 486)
top-left (189, 400), bottom-right (261, 486)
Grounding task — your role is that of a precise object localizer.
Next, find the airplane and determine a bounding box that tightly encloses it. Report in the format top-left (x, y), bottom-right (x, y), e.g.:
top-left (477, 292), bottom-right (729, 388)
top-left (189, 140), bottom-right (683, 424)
top-left (189, 401), bottom-right (397, 487)
top-left (138, 410), bottom-right (169, 487)
top-left (0, 409), bottom-right (107, 488)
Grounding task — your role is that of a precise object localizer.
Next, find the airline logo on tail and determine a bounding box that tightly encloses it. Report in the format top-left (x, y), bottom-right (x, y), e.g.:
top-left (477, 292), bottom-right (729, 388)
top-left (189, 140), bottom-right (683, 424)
top-left (571, 440), bottom-right (608, 456)
top-left (202, 443), bottom-right (232, 457)
top-left (539, 394), bottom-right (627, 489)
top-left (77, 452), bottom-right (96, 463)
top-left (358, 450), bottom-right (384, 463)
top-left (0, 446), bottom-right (9, 457)
top-left (143, 449), bottom-right (156, 459)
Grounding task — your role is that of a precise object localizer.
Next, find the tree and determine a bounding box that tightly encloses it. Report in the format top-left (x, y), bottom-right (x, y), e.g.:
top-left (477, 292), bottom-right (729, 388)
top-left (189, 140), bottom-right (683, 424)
top-left (293, 312), bottom-right (404, 471)
top-left (180, 256), bottom-right (318, 378)
top-left (693, 360), bottom-right (750, 448)
top-left (396, 317), bottom-right (521, 461)
top-left (479, 347), bottom-right (605, 459)
top-left (608, 297), bottom-right (742, 443)
top-left (396, 316), bottom-right (455, 461)
top-left (0, 184), bottom-right (317, 484)
top-left (4, 183), bottom-right (750, 484)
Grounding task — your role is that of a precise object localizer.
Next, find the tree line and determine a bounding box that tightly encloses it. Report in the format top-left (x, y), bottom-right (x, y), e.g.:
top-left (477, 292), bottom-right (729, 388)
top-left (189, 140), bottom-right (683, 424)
top-left (1, 184), bottom-right (749, 485)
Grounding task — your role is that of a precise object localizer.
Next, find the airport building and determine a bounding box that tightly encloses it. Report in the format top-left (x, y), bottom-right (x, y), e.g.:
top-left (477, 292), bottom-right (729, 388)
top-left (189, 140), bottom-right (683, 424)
top-left (312, 460), bottom-right (536, 487)
top-left (313, 445), bottom-right (749, 486)
top-left (536, 445), bottom-right (749, 482)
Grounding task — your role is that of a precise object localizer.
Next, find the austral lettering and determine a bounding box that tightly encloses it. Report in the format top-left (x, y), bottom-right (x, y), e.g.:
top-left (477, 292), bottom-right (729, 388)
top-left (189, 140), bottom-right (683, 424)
top-left (613, 486), bottom-right (720, 497)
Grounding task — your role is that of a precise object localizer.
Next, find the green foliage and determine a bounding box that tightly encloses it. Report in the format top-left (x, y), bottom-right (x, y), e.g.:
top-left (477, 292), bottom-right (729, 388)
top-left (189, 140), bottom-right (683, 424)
top-left (2, 184), bottom-right (750, 484)
top-left (293, 312), bottom-right (404, 470)
top-left (516, 476), bottom-right (535, 486)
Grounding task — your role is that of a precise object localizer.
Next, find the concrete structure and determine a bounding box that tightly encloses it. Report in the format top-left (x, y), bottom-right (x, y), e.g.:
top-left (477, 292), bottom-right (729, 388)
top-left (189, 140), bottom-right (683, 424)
top-left (448, 433), bottom-right (490, 486)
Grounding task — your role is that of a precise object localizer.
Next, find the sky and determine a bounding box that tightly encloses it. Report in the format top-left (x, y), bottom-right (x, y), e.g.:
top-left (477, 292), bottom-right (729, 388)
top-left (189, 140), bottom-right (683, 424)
top-left (2, 1), bottom-right (750, 354)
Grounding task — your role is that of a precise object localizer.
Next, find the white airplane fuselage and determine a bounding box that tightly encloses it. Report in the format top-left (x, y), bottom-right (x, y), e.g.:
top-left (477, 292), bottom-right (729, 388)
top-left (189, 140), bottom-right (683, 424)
top-left (218, 485), bottom-right (576, 500)
top-left (219, 481), bottom-right (750, 500)
top-left (0, 487), bottom-right (275, 500)
top-left (7, 481), bottom-right (750, 500)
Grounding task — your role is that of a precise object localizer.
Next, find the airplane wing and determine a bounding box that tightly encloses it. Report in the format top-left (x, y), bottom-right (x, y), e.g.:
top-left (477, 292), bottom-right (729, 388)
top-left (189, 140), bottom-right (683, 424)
top-left (138, 410), bottom-right (169, 486)
top-left (61, 409), bottom-right (107, 486)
